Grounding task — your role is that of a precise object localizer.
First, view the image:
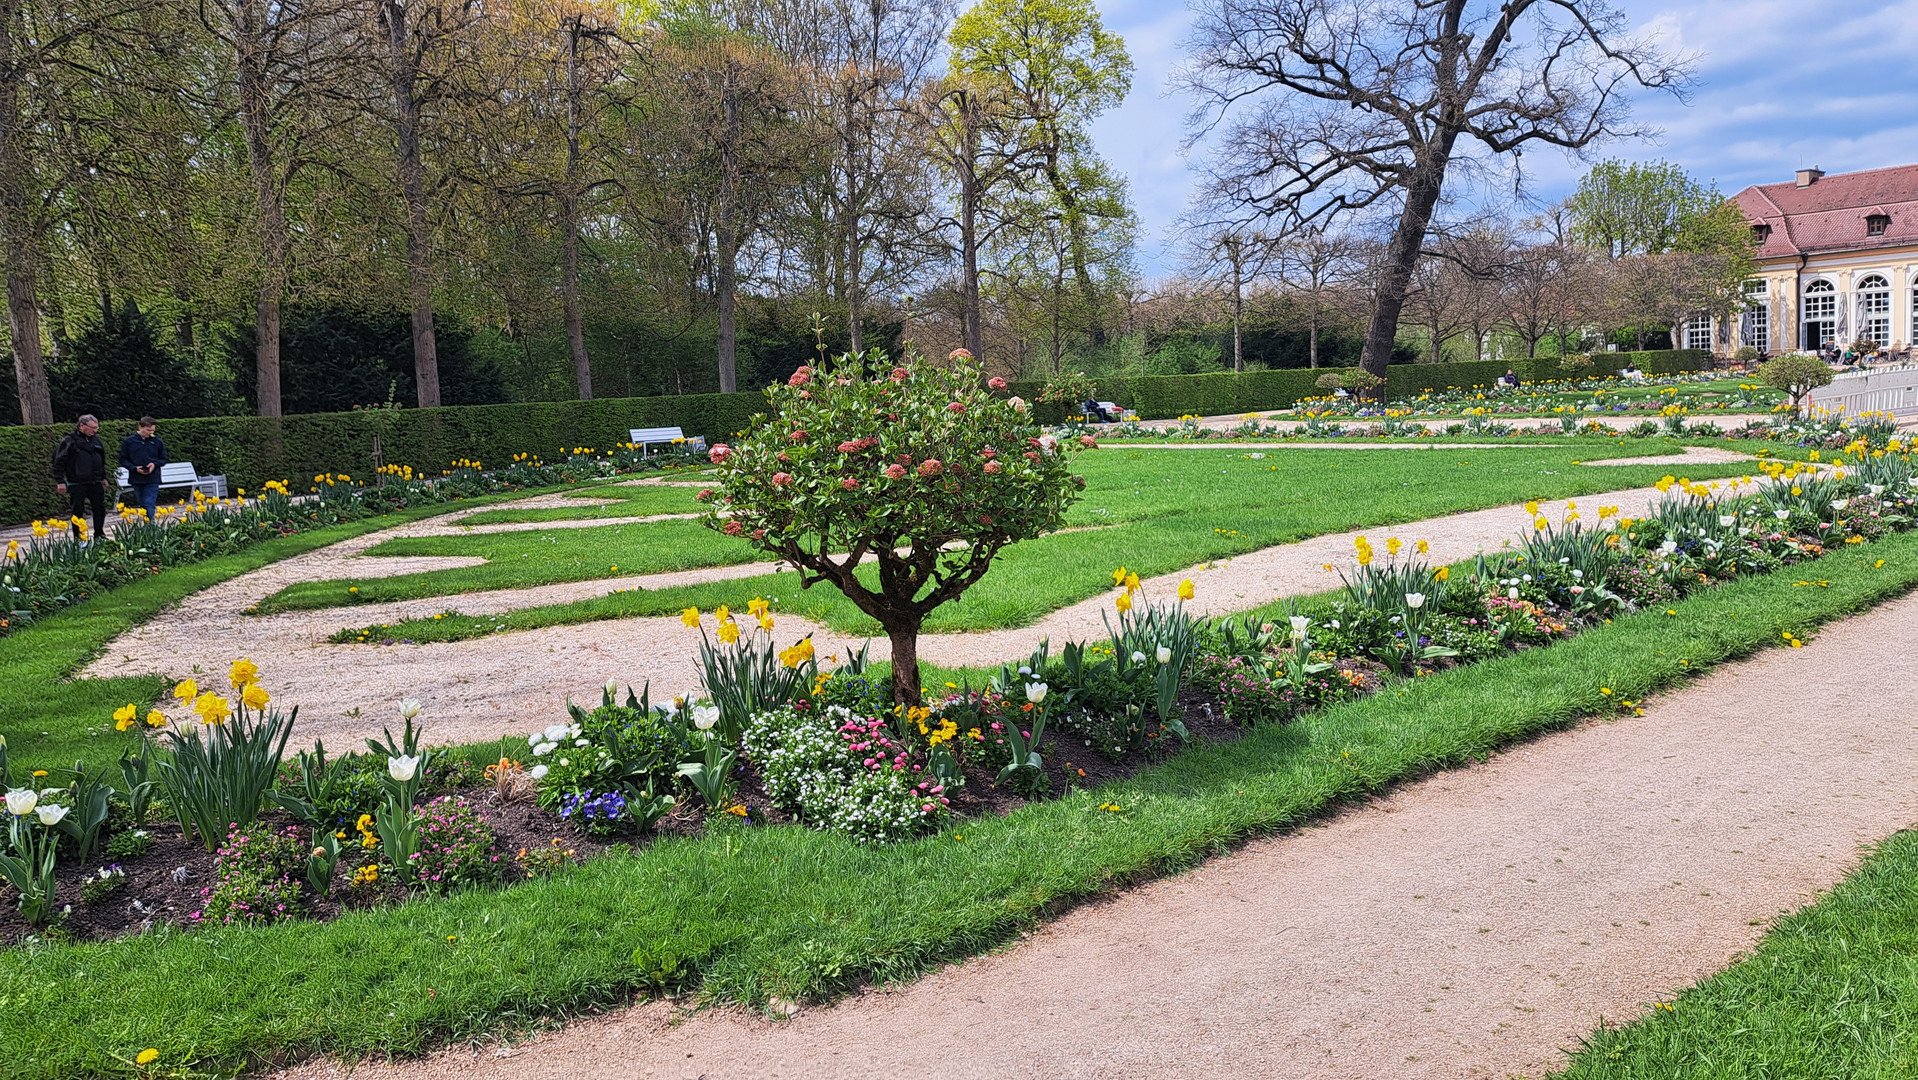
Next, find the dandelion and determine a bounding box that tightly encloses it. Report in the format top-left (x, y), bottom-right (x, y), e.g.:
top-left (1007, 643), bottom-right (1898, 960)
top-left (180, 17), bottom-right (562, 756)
top-left (136, 1050), bottom-right (159, 1066)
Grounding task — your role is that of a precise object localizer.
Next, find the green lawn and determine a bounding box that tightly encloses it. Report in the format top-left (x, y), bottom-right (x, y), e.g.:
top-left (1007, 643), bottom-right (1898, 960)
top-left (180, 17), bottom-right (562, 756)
top-left (5, 513), bottom-right (1917, 1079)
top-left (1555, 828), bottom-right (1918, 1078)
top-left (253, 517), bottom-right (760, 613)
top-left (335, 442), bottom-right (1765, 643)
top-left (451, 482), bottom-right (705, 525)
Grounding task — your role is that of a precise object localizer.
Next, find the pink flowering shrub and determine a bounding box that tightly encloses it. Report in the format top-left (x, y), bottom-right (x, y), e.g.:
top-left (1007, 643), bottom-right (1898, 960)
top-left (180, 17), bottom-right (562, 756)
top-left (700, 348), bottom-right (1083, 704)
top-left (742, 705), bottom-right (950, 844)
top-left (195, 823), bottom-right (307, 927)
top-left (409, 796), bottom-right (502, 894)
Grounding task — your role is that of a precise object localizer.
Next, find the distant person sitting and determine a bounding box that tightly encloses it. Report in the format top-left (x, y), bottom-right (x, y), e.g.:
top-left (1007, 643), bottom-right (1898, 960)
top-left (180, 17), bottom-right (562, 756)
top-left (119, 415), bottom-right (169, 520)
top-left (1498, 368), bottom-right (1520, 388)
top-left (51, 413), bottom-right (108, 541)
top-left (1619, 361), bottom-right (1646, 383)
top-left (1081, 398), bottom-right (1112, 423)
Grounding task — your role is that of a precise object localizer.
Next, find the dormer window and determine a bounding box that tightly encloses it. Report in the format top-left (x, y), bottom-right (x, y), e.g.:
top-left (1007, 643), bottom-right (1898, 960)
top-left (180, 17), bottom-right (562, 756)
top-left (1868, 214), bottom-right (1890, 237)
top-left (1751, 223), bottom-right (1772, 246)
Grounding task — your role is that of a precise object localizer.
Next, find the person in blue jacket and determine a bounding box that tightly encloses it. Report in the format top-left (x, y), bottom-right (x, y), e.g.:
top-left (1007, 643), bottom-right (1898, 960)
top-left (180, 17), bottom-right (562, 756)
top-left (118, 416), bottom-right (169, 520)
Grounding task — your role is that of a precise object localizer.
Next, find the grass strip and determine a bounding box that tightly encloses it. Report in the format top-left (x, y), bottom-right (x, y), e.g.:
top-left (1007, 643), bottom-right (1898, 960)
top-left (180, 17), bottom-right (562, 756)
top-left (336, 448), bottom-right (1764, 642)
top-left (450, 484), bottom-right (705, 525)
top-left (1553, 828), bottom-right (1918, 1078)
top-left (6, 529), bottom-right (1918, 1078)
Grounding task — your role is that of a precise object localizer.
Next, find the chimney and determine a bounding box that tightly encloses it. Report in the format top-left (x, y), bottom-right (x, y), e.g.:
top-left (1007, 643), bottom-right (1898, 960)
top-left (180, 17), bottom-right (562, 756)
top-left (1796, 167), bottom-right (1825, 188)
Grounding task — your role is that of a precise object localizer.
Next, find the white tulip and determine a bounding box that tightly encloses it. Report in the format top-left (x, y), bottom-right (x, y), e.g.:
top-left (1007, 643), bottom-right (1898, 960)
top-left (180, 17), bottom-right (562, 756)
top-left (1289, 615), bottom-right (1311, 634)
top-left (692, 704), bottom-right (720, 731)
top-left (1025, 682), bottom-right (1048, 705)
top-left (398, 698), bottom-right (422, 720)
top-left (34, 804), bottom-right (67, 826)
top-left (606, 678), bottom-right (620, 699)
top-left (1130, 651), bottom-right (1146, 664)
top-left (1507, 587), bottom-right (1519, 599)
top-left (1404, 592), bottom-right (1425, 610)
top-left (387, 754), bottom-right (420, 783)
top-left (1156, 646), bottom-right (1172, 665)
top-left (528, 765), bottom-right (548, 780)
top-left (1571, 569), bottom-right (1583, 579)
top-left (1718, 515), bottom-right (1736, 528)
top-left (4, 789), bottom-right (35, 816)
top-left (1870, 484), bottom-right (1885, 496)
top-left (1659, 540), bottom-right (1678, 555)
top-left (1774, 509), bottom-right (1791, 521)
top-left (1831, 499), bottom-right (1850, 511)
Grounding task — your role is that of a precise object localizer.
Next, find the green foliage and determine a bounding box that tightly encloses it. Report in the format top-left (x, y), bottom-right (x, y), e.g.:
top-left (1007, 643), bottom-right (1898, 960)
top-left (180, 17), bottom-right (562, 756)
top-left (220, 305), bottom-right (505, 414)
top-left (703, 350), bottom-right (1082, 700)
top-left (410, 796), bottom-right (500, 894)
top-left (1758, 354), bottom-right (1835, 412)
top-left (153, 701), bottom-right (299, 851)
top-left (1566, 159), bottom-right (1728, 258)
top-left (49, 302), bottom-right (225, 422)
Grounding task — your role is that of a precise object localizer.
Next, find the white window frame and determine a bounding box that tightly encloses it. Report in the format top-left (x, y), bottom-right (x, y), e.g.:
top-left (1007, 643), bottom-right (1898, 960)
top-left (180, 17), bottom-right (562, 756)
top-left (1741, 280), bottom-right (1769, 351)
top-left (1684, 316), bottom-right (1713, 351)
top-left (1858, 273), bottom-right (1891, 346)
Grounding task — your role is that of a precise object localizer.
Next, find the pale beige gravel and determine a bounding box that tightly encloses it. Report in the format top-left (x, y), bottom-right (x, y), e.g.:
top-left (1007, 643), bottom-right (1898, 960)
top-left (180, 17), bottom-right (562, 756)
top-left (274, 586), bottom-right (1918, 1080)
top-left (84, 455), bottom-right (1761, 749)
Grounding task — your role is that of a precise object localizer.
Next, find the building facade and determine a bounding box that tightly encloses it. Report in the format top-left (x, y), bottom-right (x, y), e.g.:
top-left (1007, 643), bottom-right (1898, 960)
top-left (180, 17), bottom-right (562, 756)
top-left (1733, 163), bottom-right (1918, 356)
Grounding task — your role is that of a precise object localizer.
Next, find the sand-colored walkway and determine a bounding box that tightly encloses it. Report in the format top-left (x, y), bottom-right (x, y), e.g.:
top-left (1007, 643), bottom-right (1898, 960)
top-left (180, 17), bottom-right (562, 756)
top-left (83, 451), bottom-right (1765, 749)
top-left (279, 588), bottom-right (1918, 1080)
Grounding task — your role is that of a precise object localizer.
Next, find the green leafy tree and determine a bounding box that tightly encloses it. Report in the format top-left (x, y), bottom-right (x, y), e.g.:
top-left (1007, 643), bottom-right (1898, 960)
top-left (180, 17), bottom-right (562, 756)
top-left (700, 349), bottom-right (1085, 704)
top-left (1566, 160), bottom-right (1724, 259)
top-left (1758, 354), bottom-right (1833, 415)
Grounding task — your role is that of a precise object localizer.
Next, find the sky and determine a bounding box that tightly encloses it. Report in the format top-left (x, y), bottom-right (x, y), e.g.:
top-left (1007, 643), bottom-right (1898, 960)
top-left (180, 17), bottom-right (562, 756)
top-left (1088, 0), bottom-right (1918, 277)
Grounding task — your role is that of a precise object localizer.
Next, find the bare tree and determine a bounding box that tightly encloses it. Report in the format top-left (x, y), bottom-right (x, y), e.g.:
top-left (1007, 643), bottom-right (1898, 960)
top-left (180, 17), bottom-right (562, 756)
top-left (1269, 226), bottom-right (1357, 368)
top-left (1181, 0), bottom-right (1691, 383)
top-left (1500, 242), bottom-right (1587, 358)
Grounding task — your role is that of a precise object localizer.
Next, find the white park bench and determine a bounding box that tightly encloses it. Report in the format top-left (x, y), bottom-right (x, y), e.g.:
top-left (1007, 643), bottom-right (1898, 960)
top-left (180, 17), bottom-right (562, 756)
top-left (629, 426), bottom-right (708, 455)
top-left (115, 461), bottom-right (227, 500)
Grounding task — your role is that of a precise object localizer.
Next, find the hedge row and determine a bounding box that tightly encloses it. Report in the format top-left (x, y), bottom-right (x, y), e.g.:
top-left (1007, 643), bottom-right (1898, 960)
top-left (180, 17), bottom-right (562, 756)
top-left (0, 392), bottom-right (766, 524)
top-left (1008, 351), bottom-right (1707, 422)
top-left (0, 351), bottom-right (1705, 524)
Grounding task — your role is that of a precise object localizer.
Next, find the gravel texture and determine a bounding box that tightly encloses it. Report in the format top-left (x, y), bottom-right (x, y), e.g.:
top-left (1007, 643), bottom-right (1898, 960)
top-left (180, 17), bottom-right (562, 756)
top-left (274, 589), bottom-right (1918, 1080)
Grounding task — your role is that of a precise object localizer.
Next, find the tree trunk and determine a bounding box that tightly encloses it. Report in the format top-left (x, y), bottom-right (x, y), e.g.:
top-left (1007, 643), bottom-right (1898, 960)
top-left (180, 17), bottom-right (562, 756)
top-left (843, 145), bottom-right (862, 355)
top-left (1359, 138), bottom-right (1458, 389)
top-left (958, 95), bottom-right (983, 362)
top-left (885, 618), bottom-right (921, 705)
top-left (1308, 311), bottom-right (1319, 368)
top-left (385, 0), bottom-right (440, 408)
top-left (0, 0), bottom-right (46, 425)
top-left (1231, 269), bottom-right (1243, 372)
top-left (714, 61), bottom-right (739, 393)
top-left (235, 0), bottom-right (285, 417)
top-left (561, 18), bottom-right (591, 400)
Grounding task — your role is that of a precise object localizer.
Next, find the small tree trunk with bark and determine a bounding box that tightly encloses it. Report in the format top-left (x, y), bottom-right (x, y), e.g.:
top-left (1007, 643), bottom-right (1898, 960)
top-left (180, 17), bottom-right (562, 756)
top-left (715, 60), bottom-right (739, 393)
top-left (1359, 138), bottom-right (1457, 395)
top-left (561, 17), bottom-right (592, 400)
top-left (385, 0), bottom-right (440, 408)
top-left (883, 616), bottom-right (922, 705)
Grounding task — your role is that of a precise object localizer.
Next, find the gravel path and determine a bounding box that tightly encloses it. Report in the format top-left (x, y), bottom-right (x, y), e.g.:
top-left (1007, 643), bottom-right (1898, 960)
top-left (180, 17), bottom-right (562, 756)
top-left (83, 462), bottom-right (1751, 749)
top-left (276, 588), bottom-right (1918, 1080)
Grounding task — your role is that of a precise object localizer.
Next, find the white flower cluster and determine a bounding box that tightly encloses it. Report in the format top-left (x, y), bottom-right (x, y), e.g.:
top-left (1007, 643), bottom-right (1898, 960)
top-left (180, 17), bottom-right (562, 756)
top-left (743, 706), bottom-right (951, 845)
top-left (525, 720), bottom-right (586, 780)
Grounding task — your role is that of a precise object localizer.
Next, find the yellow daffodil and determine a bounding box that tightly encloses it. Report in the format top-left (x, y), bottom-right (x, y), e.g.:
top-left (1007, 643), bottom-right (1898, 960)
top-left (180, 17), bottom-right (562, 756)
top-left (1115, 592), bottom-right (1132, 614)
top-left (1415, 540), bottom-right (1428, 554)
top-left (1524, 500), bottom-right (1540, 515)
top-left (717, 619), bottom-right (741, 644)
top-left (113, 703), bottom-right (138, 731)
top-left (777, 638), bottom-right (815, 668)
top-left (1435, 566), bottom-right (1450, 581)
top-left (173, 678), bottom-right (198, 702)
top-left (1124, 572), bottom-right (1140, 593)
top-left (1111, 566), bottom-right (1128, 586)
top-left (228, 658), bottom-right (260, 689)
top-left (241, 683), bottom-right (271, 710)
top-left (145, 710), bottom-right (167, 728)
top-left (1177, 579), bottom-right (1194, 601)
top-left (192, 692), bottom-right (231, 726)
top-left (680, 606), bottom-right (700, 627)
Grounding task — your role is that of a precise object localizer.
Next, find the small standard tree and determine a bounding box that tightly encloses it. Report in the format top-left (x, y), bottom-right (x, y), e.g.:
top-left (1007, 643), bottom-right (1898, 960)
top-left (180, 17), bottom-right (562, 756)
top-left (1758, 354), bottom-right (1834, 415)
top-left (700, 349), bottom-right (1086, 704)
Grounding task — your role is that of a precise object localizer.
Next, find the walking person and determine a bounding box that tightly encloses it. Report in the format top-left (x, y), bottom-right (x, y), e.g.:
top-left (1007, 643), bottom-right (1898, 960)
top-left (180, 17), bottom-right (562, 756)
top-left (119, 416), bottom-right (168, 520)
top-left (51, 413), bottom-right (109, 541)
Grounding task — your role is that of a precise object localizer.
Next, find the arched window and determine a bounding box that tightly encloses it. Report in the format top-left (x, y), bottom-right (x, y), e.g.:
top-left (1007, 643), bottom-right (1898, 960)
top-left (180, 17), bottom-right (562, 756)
top-left (1858, 274), bottom-right (1891, 347)
top-left (1803, 279), bottom-right (1837, 348)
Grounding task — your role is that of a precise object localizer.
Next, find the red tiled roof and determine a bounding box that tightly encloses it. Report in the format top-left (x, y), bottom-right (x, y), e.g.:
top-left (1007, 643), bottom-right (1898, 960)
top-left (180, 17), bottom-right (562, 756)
top-left (1734, 163), bottom-right (1918, 259)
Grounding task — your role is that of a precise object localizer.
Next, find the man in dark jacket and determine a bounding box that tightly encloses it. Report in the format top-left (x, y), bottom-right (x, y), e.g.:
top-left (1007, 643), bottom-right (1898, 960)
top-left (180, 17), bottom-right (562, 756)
top-left (51, 414), bottom-right (108, 540)
top-left (119, 416), bottom-right (169, 520)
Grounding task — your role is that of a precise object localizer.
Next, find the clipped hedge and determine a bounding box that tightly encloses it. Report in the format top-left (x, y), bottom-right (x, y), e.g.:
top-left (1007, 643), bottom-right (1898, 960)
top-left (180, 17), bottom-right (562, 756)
top-left (0, 392), bottom-right (764, 524)
top-left (1010, 351), bottom-right (1707, 422)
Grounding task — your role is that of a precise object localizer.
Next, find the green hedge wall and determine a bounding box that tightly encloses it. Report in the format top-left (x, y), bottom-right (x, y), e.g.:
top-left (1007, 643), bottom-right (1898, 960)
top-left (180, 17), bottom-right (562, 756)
top-left (1010, 351), bottom-right (1707, 422)
top-left (0, 391), bottom-right (766, 524)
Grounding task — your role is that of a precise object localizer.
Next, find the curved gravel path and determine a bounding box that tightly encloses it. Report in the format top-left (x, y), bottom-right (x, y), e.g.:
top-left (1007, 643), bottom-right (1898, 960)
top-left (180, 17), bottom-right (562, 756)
top-left (83, 451), bottom-right (1762, 749)
top-left (277, 588), bottom-right (1918, 1080)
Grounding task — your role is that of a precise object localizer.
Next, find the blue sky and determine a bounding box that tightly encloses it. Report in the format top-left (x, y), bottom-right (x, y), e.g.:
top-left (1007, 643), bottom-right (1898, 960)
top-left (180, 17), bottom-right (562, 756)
top-left (1089, 0), bottom-right (1918, 276)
